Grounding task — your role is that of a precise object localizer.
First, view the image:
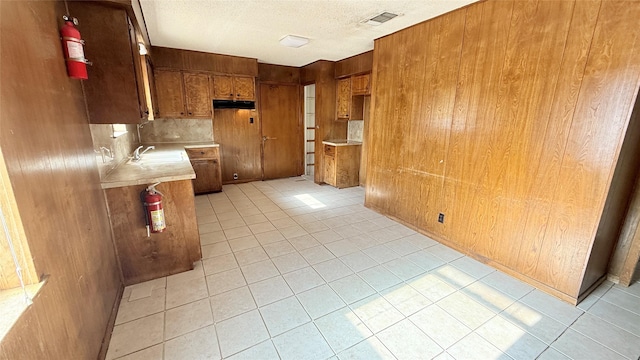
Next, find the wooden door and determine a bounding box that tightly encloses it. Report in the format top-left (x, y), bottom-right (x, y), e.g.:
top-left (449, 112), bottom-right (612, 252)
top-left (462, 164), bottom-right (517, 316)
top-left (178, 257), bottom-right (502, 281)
top-left (155, 69), bottom-right (185, 117)
top-left (336, 78), bottom-right (351, 119)
top-left (212, 75), bottom-right (234, 100)
top-left (234, 76), bottom-right (256, 100)
top-left (213, 109), bottom-right (262, 182)
top-left (183, 72), bottom-right (212, 118)
top-left (260, 83), bottom-right (303, 179)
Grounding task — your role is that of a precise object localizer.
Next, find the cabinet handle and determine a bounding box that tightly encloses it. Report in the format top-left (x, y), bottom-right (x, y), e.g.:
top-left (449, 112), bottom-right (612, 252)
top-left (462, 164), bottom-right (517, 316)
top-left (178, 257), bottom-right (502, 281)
top-left (180, 112), bottom-right (184, 115)
top-left (200, 151), bottom-right (205, 154)
top-left (237, 94), bottom-right (240, 96)
top-left (229, 93), bottom-right (233, 96)
top-left (144, 110), bottom-right (150, 115)
top-left (188, 112), bottom-right (193, 115)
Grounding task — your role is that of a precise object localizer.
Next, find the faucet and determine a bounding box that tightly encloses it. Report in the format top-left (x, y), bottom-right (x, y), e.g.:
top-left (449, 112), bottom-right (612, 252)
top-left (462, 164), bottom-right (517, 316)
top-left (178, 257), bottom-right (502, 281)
top-left (133, 145), bottom-right (155, 161)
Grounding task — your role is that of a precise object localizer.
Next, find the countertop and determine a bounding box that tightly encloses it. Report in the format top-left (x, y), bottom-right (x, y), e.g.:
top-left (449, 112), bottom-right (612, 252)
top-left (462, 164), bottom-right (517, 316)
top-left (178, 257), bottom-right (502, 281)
top-left (322, 139), bottom-right (363, 146)
top-left (101, 142), bottom-right (218, 189)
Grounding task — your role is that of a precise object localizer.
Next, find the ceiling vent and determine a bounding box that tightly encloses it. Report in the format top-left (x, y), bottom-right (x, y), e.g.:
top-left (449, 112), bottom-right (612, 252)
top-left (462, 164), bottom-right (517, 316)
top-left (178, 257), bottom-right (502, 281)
top-left (279, 35), bottom-right (309, 48)
top-left (364, 12), bottom-right (398, 26)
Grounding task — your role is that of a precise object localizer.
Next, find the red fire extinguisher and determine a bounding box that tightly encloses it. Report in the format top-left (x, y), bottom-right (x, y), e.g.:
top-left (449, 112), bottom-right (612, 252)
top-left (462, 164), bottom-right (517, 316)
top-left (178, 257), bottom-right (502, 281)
top-left (60, 15), bottom-right (89, 80)
top-left (141, 183), bottom-right (166, 236)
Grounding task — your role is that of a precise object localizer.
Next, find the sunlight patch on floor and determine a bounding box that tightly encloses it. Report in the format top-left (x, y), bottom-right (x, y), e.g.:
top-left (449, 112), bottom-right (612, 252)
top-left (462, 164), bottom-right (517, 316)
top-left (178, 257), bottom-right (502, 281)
top-left (294, 194), bottom-right (326, 209)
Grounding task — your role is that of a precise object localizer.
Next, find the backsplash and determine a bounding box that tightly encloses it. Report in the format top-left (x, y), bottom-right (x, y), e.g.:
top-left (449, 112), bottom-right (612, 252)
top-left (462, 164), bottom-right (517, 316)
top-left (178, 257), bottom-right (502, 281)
top-left (89, 124), bottom-right (139, 178)
top-left (348, 120), bottom-right (364, 142)
top-left (139, 118), bottom-right (213, 143)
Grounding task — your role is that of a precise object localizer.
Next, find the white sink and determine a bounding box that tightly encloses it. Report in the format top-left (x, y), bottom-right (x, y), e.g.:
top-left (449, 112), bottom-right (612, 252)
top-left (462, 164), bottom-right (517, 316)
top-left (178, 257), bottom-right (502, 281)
top-left (126, 152), bottom-right (185, 166)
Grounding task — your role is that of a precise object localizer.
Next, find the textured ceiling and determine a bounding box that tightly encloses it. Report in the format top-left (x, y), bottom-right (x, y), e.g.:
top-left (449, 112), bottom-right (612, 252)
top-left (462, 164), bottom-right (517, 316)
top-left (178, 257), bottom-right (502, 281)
top-left (140, 0), bottom-right (481, 67)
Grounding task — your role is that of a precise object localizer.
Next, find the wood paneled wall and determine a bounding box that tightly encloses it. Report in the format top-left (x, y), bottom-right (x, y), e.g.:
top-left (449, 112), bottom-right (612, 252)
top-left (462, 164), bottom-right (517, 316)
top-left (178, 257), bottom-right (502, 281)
top-left (301, 61), bottom-right (347, 183)
top-left (366, 0), bottom-right (640, 302)
top-left (213, 109), bottom-right (262, 183)
top-left (0, 1), bottom-right (121, 358)
top-left (151, 46), bottom-right (259, 76)
top-left (335, 51), bottom-right (373, 78)
top-left (258, 63), bottom-right (301, 84)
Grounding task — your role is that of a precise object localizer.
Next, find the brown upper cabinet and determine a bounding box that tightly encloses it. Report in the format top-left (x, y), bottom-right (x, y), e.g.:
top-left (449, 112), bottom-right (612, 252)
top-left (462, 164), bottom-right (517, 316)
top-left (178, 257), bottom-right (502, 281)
top-left (336, 78), bottom-right (351, 120)
top-left (336, 75), bottom-right (368, 121)
top-left (212, 75), bottom-right (255, 101)
top-left (183, 73), bottom-right (212, 117)
top-left (155, 70), bottom-right (212, 118)
top-left (155, 70), bottom-right (185, 117)
top-left (351, 74), bottom-right (371, 96)
top-left (69, 1), bottom-right (152, 124)
top-left (212, 75), bottom-right (234, 100)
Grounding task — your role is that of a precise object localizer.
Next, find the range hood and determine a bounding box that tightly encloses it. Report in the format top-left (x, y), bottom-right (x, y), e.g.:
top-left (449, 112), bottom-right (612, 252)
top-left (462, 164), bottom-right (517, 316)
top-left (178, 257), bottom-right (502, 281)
top-left (213, 100), bottom-right (255, 109)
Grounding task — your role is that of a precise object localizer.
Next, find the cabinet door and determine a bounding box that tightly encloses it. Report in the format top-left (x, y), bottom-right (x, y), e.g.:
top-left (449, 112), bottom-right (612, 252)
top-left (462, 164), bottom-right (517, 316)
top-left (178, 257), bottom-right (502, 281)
top-left (144, 57), bottom-right (160, 118)
top-left (128, 17), bottom-right (148, 120)
top-left (191, 159), bottom-right (222, 194)
top-left (336, 78), bottom-right (351, 119)
top-left (212, 75), bottom-right (234, 100)
top-left (323, 145), bottom-right (336, 186)
top-left (155, 70), bottom-right (185, 117)
top-left (183, 72), bottom-right (212, 118)
top-left (69, 2), bottom-right (143, 124)
top-left (351, 74), bottom-right (370, 95)
top-left (234, 76), bottom-right (256, 101)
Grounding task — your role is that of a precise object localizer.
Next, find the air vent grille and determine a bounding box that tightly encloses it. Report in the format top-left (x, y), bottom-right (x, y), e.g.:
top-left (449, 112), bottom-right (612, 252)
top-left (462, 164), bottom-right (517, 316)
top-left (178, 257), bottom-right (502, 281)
top-left (369, 12), bottom-right (398, 24)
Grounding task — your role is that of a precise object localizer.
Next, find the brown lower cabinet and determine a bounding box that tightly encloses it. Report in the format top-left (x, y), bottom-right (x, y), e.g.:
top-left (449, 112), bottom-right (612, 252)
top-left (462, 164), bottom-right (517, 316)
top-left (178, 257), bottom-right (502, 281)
top-left (186, 146), bottom-right (223, 194)
top-left (323, 142), bottom-right (362, 189)
top-left (104, 180), bottom-right (201, 285)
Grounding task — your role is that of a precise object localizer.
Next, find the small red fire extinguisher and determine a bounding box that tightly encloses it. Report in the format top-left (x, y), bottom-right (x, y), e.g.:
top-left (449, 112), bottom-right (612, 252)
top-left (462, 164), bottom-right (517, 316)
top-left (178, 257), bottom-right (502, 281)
top-left (60, 15), bottom-right (89, 80)
top-left (141, 183), bottom-right (166, 236)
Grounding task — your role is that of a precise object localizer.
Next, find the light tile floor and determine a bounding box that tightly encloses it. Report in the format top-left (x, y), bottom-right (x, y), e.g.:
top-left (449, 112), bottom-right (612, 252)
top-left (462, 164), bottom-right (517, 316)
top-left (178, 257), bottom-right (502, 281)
top-left (107, 177), bottom-right (640, 360)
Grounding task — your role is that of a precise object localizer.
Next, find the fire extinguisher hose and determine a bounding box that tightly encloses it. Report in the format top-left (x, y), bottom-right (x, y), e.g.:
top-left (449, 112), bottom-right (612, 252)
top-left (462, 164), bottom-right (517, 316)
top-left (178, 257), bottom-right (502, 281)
top-left (140, 189), bottom-right (151, 237)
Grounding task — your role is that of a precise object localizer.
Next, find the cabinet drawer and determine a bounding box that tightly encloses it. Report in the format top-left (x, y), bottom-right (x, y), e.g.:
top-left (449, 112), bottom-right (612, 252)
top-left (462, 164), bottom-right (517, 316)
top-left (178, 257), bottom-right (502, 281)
top-left (324, 144), bottom-right (335, 157)
top-left (186, 147), bottom-right (219, 159)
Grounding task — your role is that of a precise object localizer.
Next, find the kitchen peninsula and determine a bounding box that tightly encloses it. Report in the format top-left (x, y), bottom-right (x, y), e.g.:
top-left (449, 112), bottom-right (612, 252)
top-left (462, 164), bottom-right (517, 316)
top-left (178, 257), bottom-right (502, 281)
top-left (101, 143), bottom-right (217, 285)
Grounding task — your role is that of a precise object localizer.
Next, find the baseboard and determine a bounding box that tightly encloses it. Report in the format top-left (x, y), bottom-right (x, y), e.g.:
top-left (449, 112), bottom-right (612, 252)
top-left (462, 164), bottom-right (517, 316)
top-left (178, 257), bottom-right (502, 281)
top-left (364, 202), bottom-right (580, 305)
top-left (97, 284), bottom-right (124, 360)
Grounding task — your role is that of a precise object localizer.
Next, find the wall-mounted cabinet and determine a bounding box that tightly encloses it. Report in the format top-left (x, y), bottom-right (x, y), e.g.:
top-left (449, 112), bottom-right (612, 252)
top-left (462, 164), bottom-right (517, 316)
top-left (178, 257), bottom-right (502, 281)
top-left (183, 73), bottom-right (212, 117)
top-left (336, 75), bottom-right (368, 121)
top-left (212, 75), bottom-right (255, 101)
top-left (336, 78), bottom-right (351, 119)
top-left (351, 74), bottom-right (371, 95)
top-left (155, 70), bottom-right (185, 117)
top-left (69, 1), bottom-right (152, 124)
top-left (155, 70), bottom-right (212, 118)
